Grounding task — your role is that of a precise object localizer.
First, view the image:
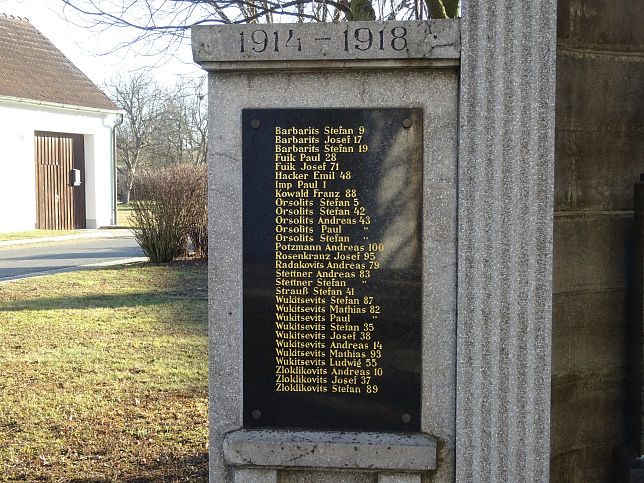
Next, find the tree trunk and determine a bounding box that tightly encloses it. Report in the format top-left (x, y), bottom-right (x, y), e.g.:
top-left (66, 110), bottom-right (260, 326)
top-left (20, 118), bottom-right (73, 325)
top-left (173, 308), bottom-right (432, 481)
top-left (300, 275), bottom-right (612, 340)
top-left (121, 172), bottom-right (135, 205)
top-left (426, 0), bottom-right (459, 19)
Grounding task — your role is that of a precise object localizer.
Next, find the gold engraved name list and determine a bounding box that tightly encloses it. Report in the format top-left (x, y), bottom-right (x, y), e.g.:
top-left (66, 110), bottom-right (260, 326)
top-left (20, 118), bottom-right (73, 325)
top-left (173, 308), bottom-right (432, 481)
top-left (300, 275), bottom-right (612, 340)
top-left (273, 124), bottom-right (384, 396)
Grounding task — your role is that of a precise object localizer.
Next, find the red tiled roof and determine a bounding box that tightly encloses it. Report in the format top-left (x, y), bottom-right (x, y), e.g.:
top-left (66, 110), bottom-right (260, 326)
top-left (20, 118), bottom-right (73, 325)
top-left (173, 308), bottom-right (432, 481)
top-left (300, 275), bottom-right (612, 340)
top-left (0, 14), bottom-right (118, 111)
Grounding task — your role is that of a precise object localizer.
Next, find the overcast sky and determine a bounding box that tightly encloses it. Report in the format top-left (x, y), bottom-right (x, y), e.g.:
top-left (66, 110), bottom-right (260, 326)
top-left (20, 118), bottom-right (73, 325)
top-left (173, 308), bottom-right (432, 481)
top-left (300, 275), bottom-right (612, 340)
top-left (0, 0), bottom-right (204, 87)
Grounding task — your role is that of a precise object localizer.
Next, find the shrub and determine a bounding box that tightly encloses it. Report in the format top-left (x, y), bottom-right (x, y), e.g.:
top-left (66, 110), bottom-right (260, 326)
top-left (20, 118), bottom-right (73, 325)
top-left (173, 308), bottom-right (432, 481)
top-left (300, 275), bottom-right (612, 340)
top-left (185, 166), bottom-right (208, 258)
top-left (131, 164), bottom-right (207, 263)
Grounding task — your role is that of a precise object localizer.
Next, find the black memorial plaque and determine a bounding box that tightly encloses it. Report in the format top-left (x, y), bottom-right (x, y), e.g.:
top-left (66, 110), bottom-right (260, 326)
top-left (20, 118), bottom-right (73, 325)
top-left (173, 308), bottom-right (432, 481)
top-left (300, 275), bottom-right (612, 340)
top-left (243, 108), bottom-right (423, 432)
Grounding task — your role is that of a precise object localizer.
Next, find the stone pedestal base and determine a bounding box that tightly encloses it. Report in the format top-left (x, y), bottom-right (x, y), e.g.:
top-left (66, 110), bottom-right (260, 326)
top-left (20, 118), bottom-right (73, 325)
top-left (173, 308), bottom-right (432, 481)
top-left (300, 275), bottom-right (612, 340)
top-left (233, 470), bottom-right (422, 483)
top-left (225, 430), bottom-right (435, 482)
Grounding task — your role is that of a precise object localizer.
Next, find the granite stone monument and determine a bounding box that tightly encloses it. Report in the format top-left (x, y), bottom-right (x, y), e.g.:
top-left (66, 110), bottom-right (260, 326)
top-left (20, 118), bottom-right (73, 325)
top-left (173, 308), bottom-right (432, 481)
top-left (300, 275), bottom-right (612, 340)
top-left (192, 2), bottom-right (556, 480)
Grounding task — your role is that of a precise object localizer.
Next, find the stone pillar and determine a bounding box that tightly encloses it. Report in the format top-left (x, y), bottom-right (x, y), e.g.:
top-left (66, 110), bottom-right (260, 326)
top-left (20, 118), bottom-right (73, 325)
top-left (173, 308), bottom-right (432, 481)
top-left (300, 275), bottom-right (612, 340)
top-left (456, 0), bottom-right (556, 481)
top-left (552, 0), bottom-right (644, 479)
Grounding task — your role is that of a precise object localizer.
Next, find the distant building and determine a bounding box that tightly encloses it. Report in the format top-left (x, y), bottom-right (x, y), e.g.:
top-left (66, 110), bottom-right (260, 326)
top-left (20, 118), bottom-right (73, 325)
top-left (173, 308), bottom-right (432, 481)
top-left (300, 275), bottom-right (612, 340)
top-left (0, 14), bottom-right (121, 232)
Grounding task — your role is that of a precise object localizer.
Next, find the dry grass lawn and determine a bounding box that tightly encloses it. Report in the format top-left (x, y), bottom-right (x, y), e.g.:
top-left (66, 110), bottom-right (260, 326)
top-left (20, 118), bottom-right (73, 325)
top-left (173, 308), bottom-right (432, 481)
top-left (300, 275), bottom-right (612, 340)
top-left (0, 260), bottom-right (208, 481)
top-left (117, 203), bottom-right (135, 228)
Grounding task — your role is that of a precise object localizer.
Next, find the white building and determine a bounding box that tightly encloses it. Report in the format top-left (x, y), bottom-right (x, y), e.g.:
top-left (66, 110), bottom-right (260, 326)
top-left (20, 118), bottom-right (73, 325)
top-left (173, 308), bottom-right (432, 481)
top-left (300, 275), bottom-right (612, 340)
top-left (0, 14), bottom-right (121, 233)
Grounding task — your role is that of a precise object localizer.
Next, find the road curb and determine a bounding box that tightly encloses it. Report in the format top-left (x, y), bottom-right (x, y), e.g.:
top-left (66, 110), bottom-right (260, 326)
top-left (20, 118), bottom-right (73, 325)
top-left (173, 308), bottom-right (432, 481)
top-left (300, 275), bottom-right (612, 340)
top-left (0, 256), bottom-right (149, 283)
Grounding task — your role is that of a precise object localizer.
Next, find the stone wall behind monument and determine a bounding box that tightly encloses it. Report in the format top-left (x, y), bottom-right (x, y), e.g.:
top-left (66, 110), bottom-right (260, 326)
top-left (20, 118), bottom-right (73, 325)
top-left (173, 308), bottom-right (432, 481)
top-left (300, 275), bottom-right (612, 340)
top-left (551, 0), bottom-right (644, 480)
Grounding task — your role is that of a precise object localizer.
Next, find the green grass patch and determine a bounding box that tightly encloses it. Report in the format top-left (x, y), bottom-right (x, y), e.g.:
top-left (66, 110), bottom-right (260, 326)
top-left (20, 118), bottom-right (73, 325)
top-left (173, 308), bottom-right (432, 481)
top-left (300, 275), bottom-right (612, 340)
top-left (0, 230), bottom-right (85, 242)
top-left (117, 203), bottom-right (135, 228)
top-left (0, 260), bottom-right (208, 481)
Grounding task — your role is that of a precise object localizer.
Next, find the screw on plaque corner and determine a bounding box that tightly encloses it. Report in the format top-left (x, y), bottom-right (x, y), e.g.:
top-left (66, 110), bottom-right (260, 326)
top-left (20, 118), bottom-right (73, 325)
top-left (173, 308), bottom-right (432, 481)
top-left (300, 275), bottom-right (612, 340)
top-left (401, 413), bottom-right (412, 424)
top-left (251, 118), bottom-right (261, 129)
top-left (402, 118), bottom-right (413, 129)
top-left (251, 409), bottom-right (262, 420)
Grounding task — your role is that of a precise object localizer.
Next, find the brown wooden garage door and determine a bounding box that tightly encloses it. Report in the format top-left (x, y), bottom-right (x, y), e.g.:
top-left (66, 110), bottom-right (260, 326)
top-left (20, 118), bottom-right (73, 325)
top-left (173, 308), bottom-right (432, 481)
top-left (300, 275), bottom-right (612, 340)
top-left (34, 131), bottom-right (86, 230)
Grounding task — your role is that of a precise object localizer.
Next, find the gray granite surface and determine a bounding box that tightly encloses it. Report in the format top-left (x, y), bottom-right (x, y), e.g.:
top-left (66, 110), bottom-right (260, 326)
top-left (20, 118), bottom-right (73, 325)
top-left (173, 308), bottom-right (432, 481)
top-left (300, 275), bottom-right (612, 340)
top-left (192, 20), bottom-right (459, 71)
top-left (456, 0), bottom-right (556, 481)
top-left (203, 50), bottom-right (458, 480)
top-left (193, 8), bottom-right (556, 480)
top-left (205, 64), bottom-right (458, 482)
top-left (224, 429), bottom-right (436, 471)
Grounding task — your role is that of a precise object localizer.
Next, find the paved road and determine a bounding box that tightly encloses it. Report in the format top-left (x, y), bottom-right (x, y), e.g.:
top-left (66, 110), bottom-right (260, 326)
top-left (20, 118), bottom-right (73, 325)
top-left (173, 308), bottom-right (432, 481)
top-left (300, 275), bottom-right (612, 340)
top-left (0, 231), bottom-right (146, 282)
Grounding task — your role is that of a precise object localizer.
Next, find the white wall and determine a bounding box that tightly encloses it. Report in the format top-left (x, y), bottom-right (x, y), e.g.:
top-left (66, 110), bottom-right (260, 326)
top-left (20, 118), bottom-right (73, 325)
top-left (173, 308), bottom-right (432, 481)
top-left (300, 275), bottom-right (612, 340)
top-left (0, 100), bottom-right (117, 233)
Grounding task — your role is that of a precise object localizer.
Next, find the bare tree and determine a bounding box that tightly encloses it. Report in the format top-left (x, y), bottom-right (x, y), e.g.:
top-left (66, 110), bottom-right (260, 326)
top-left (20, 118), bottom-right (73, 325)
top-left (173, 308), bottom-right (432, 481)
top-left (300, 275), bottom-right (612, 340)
top-left (107, 75), bottom-right (208, 203)
top-left (179, 78), bottom-right (208, 166)
top-left (143, 78), bottom-right (207, 167)
top-left (108, 74), bottom-right (162, 204)
top-left (426, 0), bottom-right (458, 19)
top-left (59, 0), bottom-right (459, 55)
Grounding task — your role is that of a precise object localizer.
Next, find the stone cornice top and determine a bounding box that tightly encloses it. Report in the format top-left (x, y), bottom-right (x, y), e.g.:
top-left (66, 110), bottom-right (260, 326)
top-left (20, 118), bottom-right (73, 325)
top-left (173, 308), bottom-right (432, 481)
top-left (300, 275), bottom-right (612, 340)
top-left (192, 20), bottom-right (460, 72)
